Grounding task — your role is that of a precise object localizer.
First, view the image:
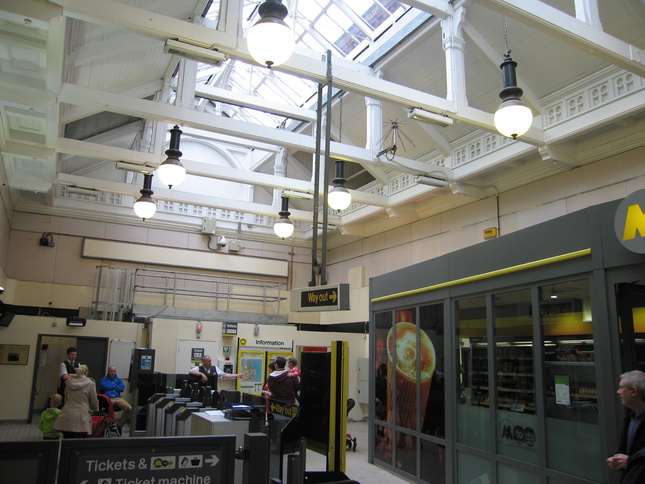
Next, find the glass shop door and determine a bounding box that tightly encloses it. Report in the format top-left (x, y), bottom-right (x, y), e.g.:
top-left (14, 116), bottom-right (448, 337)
top-left (616, 282), bottom-right (645, 373)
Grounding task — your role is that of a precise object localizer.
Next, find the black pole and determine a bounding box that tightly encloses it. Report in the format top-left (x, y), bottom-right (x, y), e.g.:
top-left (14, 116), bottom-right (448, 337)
top-left (310, 84), bottom-right (323, 286)
top-left (321, 50), bottom-right (333, 286)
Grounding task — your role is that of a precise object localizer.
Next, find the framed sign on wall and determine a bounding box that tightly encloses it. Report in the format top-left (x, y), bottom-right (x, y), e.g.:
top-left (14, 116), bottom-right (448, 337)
top-left (0, 344), bottom-right (29, 365)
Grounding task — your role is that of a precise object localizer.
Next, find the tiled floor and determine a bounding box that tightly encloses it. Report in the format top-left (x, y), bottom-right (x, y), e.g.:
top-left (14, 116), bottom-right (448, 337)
top-left (0, 417), bottom-right (414, 483)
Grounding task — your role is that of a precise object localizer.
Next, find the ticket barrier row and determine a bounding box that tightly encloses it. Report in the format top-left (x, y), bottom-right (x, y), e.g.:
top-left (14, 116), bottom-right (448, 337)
top-left (145, 392), bottom-right (215, 437)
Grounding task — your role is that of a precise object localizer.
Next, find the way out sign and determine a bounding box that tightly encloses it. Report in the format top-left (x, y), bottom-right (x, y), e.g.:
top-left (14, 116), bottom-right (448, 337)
top-left (291, 283), bottom-right (350, 312)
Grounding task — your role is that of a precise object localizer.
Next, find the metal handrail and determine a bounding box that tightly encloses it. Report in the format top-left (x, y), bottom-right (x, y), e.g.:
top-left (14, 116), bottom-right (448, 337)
top-left (92, 266), bottom-right (288, 320)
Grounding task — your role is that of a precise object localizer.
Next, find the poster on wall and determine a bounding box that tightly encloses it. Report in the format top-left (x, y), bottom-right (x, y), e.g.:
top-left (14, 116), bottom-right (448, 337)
top-left (0, 344), bottom-right (29, 365)
top-left (237, 350), bottom-right (266, 393)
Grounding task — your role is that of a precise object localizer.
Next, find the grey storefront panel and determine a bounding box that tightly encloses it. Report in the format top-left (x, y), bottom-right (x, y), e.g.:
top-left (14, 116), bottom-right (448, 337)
top-left (369, 199), bottom-right (645, 484)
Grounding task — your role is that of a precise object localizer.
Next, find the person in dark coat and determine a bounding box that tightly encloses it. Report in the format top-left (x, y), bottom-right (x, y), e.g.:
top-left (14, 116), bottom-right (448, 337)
top-left (58, 346), bottom-right (81, 401)
top-left (189, 355), bottom-right (244, 390)
top-left (607, 370), bottom-right (645, 483)
top-left (267, 356), bottom-right (300, 404)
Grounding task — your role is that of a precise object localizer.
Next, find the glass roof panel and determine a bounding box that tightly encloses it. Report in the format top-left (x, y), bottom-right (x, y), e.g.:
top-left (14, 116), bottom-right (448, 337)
top-left (198, 0), bottom-right (408, 128)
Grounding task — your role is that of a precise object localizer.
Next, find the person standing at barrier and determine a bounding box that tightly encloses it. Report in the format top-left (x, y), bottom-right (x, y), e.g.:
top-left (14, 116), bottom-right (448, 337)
top-left (267, 356), bottom-right (300, 404)
top-left (189, 355), bottom-right (244, 390)
top-left (58, 347), bottom-right (81, 402)
top-left (100, 366), bottom-right (132, 434)
top-left (607, 370), bottom-right (645, 483)
top-left (55, 365), bottom-right (99, 438)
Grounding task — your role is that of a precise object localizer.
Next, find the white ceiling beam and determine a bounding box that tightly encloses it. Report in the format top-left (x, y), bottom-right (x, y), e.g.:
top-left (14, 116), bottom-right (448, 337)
top-left (0, 81), bottom-right (55, 110)
top-left (386, 206), bottom-right (419, 221)
top-left (400, 0), bottom-right (452, 18)
top-left (56, 137), bottom-right (160, 165)
top-left (2, 141), bottom-right (55, 160)
top-left (538, 144), bottom-right (579, 169)
top-left (574, 0), bottom-right (602, 28)
top-left (50, 0), bottom-right (520, 136)
top-left (56, 173), bottom-right (328, 224)
top-left (190, 84), bottom-right (318, 122)
top-left (60, 80), bottom-right (165, 124)
top-left (54, 138), bottom-right (391, 207)
top-left (179, 127), bottom-right (281, 153)
top-left (472, 0), bottom-right (644, 77)
top-left (58, 82), bottom-right (455, 177)
top-left (67, 34), bottom-right (160, 66)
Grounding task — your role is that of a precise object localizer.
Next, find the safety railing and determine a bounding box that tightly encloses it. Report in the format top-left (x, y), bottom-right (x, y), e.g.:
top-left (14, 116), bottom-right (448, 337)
top-left (92, 266), bottom-right (287, 321)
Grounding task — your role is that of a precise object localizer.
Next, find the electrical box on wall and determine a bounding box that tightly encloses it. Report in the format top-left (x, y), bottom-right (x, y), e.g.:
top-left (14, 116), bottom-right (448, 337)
top-left (228, 240), bottom-right (240, 252)
top-left (201, 217), bottom-right (217, 234)
top-left (219, 360), bottom-right (234, 374)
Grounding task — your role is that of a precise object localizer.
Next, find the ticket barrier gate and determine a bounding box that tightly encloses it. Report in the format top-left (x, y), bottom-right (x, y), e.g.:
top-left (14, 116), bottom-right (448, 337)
top-left (152, 395), bottom-right (178, 436)
top-left (145, 393), bottom-right (165, 437)
top-left (164, 398), bottom-right (190, 436)
top-left (175, 404), bottom-right (203, 436)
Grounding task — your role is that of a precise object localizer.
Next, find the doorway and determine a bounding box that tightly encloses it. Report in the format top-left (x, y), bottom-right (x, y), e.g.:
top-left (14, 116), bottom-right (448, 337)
top-left (616, 282), bottom-right (645, 373)
top-left (28, 334), bottom-right (109, 423)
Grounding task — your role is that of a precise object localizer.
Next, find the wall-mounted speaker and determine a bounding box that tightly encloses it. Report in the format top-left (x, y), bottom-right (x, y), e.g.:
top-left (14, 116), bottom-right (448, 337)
top-left (66, 317), bottom-right (86, 327)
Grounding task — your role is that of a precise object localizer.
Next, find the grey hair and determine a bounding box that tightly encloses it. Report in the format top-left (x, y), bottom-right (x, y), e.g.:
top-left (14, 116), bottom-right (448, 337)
top-left (620, 370), bottom-right (645, 400)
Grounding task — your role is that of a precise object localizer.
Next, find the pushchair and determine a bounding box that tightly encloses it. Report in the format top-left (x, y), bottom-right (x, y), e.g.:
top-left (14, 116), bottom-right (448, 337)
top-left (91, 394), bottom-right (117, 438)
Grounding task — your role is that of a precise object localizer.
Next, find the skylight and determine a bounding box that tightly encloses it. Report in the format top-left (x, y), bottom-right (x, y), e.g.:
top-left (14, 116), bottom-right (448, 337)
top-left (199, 0), bottom-right (407, 128)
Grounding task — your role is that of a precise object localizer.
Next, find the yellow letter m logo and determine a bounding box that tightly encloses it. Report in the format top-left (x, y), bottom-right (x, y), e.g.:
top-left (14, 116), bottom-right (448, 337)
top-left (623, 204), bottom-right (645, 240)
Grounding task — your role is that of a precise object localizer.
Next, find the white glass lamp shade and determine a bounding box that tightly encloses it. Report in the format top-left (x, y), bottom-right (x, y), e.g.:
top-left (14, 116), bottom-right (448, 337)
top-left (247, 17), bottom-right (295, 67)
top-left (494, 99), bottom-right (533, 139)
top-left (156, 160), bottom-right (186, 188)
top-left (328, 186), bottom-right (352, 211)
top-left (133, 197), bottom-right (156, 220)
top-left (274, 218), bottom-right (294, 238)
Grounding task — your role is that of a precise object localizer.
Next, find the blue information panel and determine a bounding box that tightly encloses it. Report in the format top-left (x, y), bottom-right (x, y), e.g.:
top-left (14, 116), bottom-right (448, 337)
top-left (59, 436), bottom-right (236, 484)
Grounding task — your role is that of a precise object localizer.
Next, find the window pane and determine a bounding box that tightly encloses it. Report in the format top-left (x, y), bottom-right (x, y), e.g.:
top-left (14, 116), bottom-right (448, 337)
top-left (391, 308), bottom-right (417, 432)
top-left (494, 288), bottom-right (538, 464)
top-left (498, 462), bottom-right (540, 484)
top-left (541, 279), bottom-right (601, 481)
top-left (456, 296), bottom-right (490, 450)
top-left (374, 310), bottom-right (392, 464)
top-left (420, 437), bottom-right (446, 483)
top-left (420, 303), bottom-right (444, 439)
top-left (457, 451), bottom-right (490, 484)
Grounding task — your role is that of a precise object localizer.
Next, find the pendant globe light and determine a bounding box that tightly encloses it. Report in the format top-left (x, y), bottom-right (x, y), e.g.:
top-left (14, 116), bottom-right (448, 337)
top-left (328, 160), bottom-right (351, 211)
top-left (157, 125), bottom-right (185, 188)
top-left (133, 173), bottom-right (156, 220)
top-left (493, 17), bottom-right (532, 139)
top-left (247, 0), bottom-right (295, 68)
top-left (274, 196), bottom-right (294, 239)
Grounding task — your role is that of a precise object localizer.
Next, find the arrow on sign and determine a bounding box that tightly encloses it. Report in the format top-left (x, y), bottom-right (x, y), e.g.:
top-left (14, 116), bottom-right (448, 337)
top-left (329, 290), bottom-right (337, 303)
top-left (205, 455), bottom-right (220, 467)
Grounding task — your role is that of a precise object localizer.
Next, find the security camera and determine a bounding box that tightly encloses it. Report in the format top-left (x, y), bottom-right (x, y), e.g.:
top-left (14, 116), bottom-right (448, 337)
top-left (218, 236), bottom-right (227, 247)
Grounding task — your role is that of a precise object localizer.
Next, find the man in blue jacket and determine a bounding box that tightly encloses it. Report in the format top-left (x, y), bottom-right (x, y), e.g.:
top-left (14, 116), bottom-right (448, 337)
top-left (100, 366), bottom-right (131, 434)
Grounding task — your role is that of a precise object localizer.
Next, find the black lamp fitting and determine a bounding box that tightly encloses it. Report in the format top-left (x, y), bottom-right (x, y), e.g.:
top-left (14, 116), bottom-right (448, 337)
top-left (332, 160), bottom-right (347, 188)
top-left (278, 196), bottom-right (291, 218)
top-left (165, 125), bottom-right (183, 158)
top-left (258, 0), bottom-right (288, 21)
top-left (499, 50), bottom-right (523, 101)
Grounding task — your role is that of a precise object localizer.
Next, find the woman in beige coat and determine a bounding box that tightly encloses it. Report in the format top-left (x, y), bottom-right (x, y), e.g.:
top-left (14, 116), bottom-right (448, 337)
top-left (54, 364), bottom-right (98, 438)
